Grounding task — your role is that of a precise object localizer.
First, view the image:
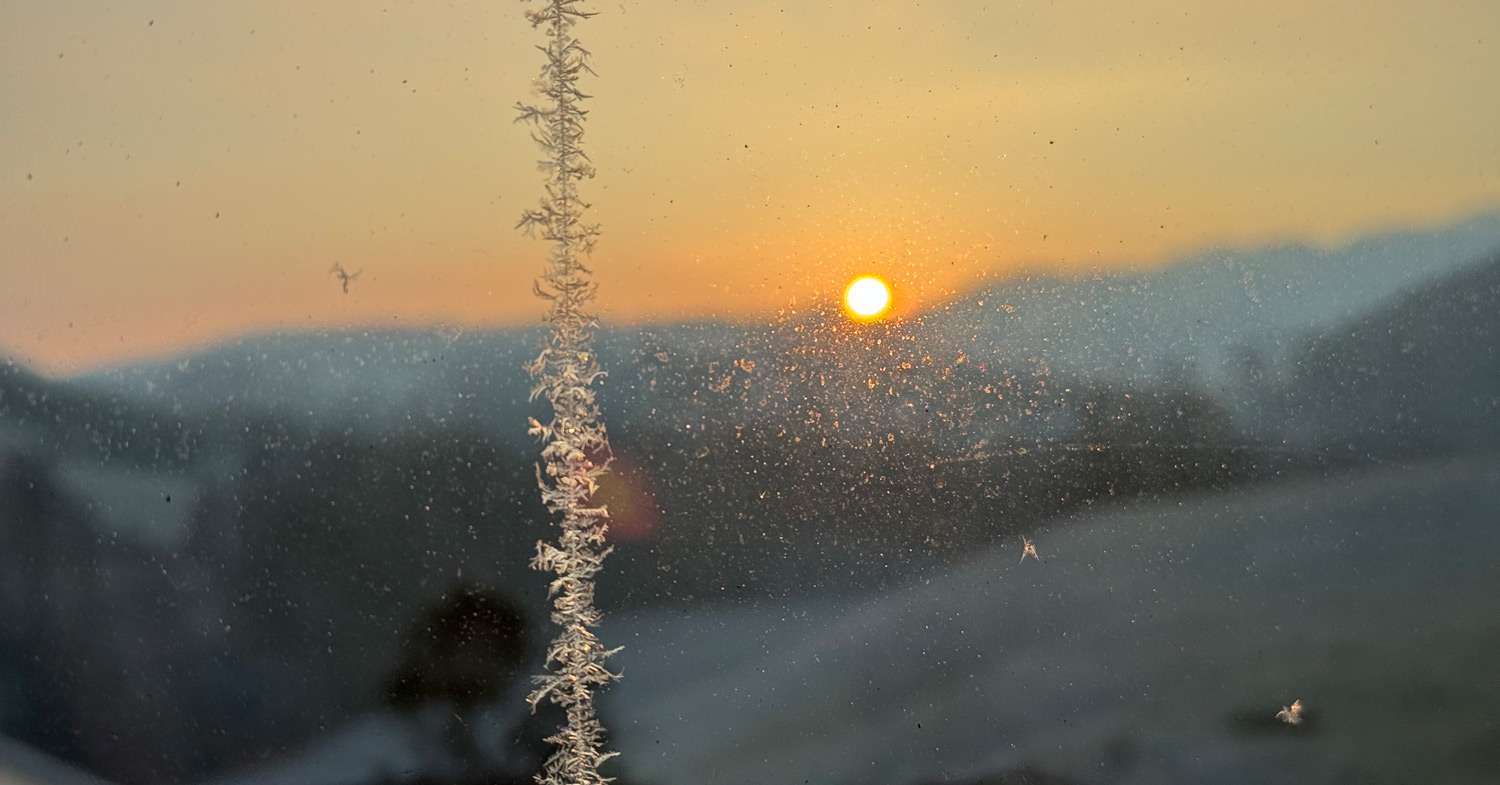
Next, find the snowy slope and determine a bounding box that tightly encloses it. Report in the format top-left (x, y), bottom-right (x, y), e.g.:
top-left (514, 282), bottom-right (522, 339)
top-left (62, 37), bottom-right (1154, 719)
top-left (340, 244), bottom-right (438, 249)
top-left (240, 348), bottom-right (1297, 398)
top-left (0, 734), bottom-right (113, 785)
top-left (600, 456), bottom-right (1500, 785)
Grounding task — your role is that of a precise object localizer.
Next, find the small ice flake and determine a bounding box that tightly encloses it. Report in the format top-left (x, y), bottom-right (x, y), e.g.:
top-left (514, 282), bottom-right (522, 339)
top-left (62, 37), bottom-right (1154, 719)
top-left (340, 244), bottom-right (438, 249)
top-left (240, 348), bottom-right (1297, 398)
top-left (329, 262), bottom-right (361, 293)
top-left (1276, 699), bottom-right (1304, 725)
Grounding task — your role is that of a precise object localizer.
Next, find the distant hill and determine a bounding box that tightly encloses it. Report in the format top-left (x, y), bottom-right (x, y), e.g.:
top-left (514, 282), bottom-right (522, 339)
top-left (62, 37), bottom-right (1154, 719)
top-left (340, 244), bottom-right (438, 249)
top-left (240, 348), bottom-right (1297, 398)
top-left (59, 210), bottom-right (1500, 445)
top-left (1, 357), bottom-right (204, 472)
top-left (923, 210), bottom-right (1500, 388)
top-left (1277, 251), bottom-right (1500, 457)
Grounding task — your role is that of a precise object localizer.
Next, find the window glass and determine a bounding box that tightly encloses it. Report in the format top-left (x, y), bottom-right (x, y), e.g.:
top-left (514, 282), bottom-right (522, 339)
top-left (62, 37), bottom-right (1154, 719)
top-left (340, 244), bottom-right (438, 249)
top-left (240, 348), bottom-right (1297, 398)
top-left (2, 3), bottom-right (1498, 784)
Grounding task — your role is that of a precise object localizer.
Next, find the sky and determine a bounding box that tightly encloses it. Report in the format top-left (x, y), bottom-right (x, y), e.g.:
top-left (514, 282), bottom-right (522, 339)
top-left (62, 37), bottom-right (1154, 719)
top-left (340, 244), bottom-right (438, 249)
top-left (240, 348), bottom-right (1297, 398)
top-left (2, 0), bottom-right (1499, 374)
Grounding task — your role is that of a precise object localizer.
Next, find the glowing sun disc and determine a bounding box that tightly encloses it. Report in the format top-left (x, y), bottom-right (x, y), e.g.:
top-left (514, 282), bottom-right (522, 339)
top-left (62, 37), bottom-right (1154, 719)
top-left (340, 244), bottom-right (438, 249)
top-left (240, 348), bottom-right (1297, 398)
top-left (843, 275), bottom-right (892, 319)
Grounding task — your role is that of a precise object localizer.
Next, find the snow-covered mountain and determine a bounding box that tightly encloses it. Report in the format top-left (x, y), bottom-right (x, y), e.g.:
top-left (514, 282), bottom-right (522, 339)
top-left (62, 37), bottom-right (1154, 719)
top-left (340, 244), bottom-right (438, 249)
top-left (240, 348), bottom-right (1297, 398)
top-left (1278, 251), bottom-right (1500, 455)
top-left (923, 210), bottom-right (1500, 386)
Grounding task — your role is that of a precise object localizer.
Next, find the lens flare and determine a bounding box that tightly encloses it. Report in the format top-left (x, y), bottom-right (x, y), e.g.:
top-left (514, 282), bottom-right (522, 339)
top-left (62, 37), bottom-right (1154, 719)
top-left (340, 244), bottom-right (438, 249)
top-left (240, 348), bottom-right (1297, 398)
top-left (843, 275), bottom-right (892, 320)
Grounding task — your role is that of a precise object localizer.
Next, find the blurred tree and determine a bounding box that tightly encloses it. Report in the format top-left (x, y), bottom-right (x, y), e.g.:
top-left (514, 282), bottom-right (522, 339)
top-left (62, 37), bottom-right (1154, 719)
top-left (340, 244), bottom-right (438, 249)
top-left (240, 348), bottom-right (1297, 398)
top-left (383, 584), bottom-right (533, 781)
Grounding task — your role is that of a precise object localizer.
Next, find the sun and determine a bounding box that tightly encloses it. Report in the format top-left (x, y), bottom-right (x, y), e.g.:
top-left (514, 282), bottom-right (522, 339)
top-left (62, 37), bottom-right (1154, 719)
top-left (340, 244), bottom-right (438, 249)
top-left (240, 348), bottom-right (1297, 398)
top-left (843, 275), bottom-right (892, 321)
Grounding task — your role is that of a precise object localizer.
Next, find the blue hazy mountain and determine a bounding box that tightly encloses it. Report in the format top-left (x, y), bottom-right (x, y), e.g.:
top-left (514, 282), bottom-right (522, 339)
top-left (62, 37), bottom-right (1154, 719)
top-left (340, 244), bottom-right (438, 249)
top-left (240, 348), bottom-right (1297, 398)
top-left (921, 209), bottom-right (1500, 386)
top-left (1278, 247), bottom-right (1500, 456)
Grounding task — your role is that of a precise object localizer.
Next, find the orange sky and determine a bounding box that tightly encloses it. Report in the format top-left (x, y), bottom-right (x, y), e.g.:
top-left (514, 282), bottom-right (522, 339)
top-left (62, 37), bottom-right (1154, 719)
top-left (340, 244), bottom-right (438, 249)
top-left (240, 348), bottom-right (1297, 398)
top-left (3, 0), bottom-right (1499, 374)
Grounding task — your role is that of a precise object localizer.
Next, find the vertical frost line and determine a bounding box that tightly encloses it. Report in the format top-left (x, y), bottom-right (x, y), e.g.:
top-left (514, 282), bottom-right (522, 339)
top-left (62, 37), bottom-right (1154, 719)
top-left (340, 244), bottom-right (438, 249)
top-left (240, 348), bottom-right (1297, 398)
top-left (514, 0), bottom-right (620, 783)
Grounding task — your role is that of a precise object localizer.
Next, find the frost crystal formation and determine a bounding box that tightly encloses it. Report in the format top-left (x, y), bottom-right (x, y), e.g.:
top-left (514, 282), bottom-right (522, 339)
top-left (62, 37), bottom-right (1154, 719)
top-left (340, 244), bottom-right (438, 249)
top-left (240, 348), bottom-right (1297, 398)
top-left (515, 0), bottom-right (620, 783)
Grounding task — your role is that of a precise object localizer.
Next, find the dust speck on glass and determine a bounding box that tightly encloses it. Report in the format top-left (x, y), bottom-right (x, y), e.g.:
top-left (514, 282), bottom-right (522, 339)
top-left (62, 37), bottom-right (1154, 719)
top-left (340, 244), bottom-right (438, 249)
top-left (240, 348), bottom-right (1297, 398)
top-left (1, 3), bottom-right (1498, 785)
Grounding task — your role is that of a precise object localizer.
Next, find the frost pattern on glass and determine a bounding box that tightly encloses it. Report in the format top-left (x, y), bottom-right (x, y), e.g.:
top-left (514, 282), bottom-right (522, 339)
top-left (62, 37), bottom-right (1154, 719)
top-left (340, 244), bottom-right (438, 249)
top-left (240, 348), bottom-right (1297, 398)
top-left (514, 0), bottom-right (621, 783)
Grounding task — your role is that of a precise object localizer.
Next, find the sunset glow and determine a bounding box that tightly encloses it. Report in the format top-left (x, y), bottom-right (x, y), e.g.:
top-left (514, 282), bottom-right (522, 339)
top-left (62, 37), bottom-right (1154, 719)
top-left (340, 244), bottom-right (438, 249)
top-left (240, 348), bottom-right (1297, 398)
top-left (2, 1), bottom-right (1498, 373)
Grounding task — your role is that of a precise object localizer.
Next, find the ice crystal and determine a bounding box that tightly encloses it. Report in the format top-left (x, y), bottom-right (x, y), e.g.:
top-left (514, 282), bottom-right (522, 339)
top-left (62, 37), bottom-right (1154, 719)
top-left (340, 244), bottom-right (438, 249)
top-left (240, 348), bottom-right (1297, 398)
top-left (514, 1), bottom-right (620, 782)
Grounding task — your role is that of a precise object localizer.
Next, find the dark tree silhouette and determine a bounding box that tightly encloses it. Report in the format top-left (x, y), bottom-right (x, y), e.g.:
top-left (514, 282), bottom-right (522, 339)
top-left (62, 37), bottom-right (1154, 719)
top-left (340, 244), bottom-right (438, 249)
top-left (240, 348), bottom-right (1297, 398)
top-left (383, 584), bottom-right (533, 782)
